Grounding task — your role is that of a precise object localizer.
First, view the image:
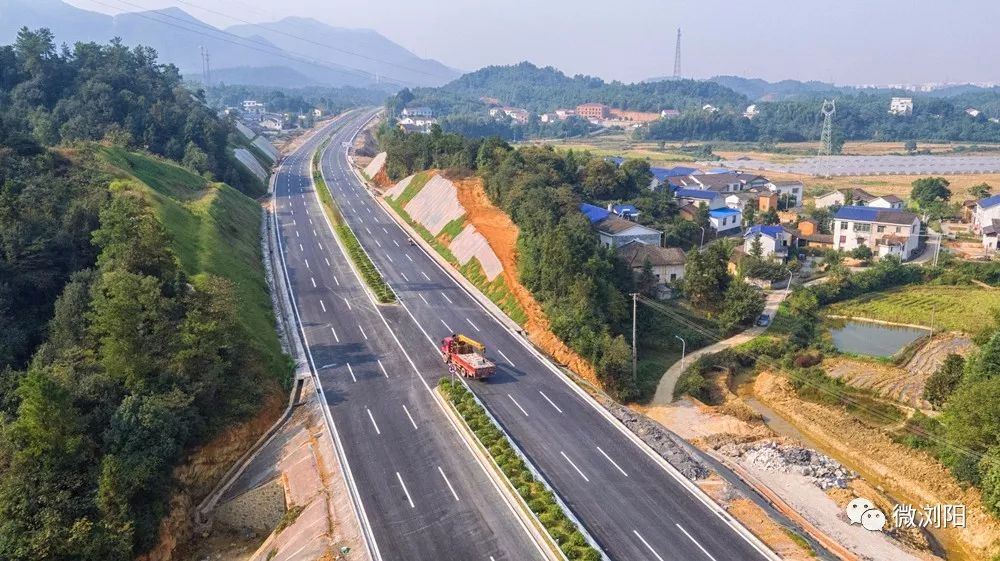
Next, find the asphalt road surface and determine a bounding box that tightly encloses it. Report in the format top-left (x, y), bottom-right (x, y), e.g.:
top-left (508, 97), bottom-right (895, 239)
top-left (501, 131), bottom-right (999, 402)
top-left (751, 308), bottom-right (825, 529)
top-left (319, 110), bottom-right (774, 561)
top-left (273, 111), bottom-right (547, 561)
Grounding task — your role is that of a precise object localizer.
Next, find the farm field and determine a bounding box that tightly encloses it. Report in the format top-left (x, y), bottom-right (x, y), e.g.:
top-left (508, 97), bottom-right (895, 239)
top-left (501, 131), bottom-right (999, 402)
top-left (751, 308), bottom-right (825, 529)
top-left (827, 285), bottom-right (1000, 335)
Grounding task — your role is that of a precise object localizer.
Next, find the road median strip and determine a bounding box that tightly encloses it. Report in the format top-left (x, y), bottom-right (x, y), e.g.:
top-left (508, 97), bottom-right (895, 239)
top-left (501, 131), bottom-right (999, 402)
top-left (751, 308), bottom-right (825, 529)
top-left (438, 379), bottom-right (601, 561)
top-left (312, 138), bottom-right (396, 304)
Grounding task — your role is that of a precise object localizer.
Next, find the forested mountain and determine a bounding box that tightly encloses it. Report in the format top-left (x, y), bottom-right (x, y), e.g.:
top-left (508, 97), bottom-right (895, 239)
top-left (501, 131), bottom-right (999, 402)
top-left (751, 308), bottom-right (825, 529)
top-left (0, 0), bottom-right (458, 87)
top-left (411, 62), bottom-right (748, 115)
top-left (0, 30), bottom-right (288, 560)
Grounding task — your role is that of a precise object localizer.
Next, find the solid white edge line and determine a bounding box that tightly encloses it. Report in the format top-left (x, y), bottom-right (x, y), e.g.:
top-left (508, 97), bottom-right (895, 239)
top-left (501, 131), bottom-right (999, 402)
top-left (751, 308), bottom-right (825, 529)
top-left (372, 164), bottom-right (778, 558)
top-left (438, 466), bottom-right (460, 502)
top-left (632, 530), bottom-right (666, 561)
top-left (271, 113), bottom-right (382, 561)
top-left (327, 129), bottom-right (551, 561)
top-left (396, 471), bottom-right (415, 508)
top-left (676, 523), bottom-right (720, 561)
top-left (559, 451), bottom-right (590, 482)
top-left (596, 446), bottom-right (629, 477)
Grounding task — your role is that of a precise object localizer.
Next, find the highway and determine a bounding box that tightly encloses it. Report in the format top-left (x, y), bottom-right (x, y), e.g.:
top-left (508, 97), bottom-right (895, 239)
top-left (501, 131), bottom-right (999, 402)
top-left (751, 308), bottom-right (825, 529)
top-left (272, 111), bottom-right (547, 561)
top-left (314, 110), bottom-right (776, 561)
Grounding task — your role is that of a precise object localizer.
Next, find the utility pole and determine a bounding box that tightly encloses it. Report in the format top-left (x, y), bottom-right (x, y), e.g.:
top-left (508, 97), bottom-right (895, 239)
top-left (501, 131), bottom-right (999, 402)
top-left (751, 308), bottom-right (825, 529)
top-left (631, 293), bottom-right (639, 385)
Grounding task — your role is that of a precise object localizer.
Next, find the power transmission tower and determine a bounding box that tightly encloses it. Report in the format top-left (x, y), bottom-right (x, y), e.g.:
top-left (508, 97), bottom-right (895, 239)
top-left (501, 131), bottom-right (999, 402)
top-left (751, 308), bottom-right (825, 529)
top-left (199, 45), bottom-right (211, 87)
top-left (819, 99), bottom-right (836, 155)
top-left (672, 28), bottom-right (682, 78)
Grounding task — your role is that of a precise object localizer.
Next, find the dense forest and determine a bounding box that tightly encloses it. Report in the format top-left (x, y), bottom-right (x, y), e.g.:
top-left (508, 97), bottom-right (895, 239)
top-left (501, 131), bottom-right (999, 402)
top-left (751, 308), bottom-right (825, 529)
top-left (377, 126), bottom-right (764, 399)
top-left (391, 62), bottom-right (1000, 144)
top-left (1, 29), bottom-right (285, 560)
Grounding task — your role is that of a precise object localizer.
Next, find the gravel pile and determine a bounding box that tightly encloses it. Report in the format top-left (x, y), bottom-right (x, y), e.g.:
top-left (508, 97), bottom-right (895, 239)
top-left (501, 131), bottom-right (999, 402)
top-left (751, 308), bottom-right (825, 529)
top-left (718, 440), bottom-right (855, 490)
top-left (600, 398), bottom-right (710, 481)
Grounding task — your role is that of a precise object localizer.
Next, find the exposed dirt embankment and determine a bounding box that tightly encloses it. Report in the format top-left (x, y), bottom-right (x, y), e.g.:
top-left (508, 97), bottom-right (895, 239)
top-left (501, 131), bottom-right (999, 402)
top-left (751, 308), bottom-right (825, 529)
top-left (754, 371), bottom-right (1000, 560)
top-left (451, 175), bottom-right (599, 386)
top-left (136, 388), bottom-right (286, 561)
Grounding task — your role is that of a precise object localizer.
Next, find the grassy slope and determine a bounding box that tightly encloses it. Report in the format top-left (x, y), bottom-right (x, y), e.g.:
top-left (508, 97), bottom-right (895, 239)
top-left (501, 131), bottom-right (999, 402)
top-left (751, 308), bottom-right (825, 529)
top-left (99, 146), bottom-right (289, 381)
top-left (385, 171), bottom-right (528, 324)
top-left (827, 284), bottom-right (1000, 335)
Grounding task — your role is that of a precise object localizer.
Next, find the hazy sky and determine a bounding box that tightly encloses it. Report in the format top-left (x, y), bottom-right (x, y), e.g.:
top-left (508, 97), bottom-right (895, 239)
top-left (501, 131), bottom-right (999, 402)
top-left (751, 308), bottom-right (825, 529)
top-left (67, 0), bottom-right (999, 86)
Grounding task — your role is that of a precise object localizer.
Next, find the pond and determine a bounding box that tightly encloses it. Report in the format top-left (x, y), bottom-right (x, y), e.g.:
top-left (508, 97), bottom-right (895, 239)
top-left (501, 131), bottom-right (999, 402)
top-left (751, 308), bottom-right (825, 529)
top-left (829, 319), bottom-right (929, 357)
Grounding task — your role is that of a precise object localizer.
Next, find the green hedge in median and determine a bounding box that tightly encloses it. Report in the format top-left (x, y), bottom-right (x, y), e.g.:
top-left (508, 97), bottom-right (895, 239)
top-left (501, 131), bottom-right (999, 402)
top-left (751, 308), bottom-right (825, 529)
top-left (439, 379), bottom-right (600, 561)
top-left (311, 138), bottom-right (396, 304)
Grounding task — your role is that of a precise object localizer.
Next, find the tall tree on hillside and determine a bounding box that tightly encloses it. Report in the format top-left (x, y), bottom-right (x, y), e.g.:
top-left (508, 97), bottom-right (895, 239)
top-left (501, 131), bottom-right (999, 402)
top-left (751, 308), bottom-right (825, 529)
top-left (923, 353), bottom-right (965, 409)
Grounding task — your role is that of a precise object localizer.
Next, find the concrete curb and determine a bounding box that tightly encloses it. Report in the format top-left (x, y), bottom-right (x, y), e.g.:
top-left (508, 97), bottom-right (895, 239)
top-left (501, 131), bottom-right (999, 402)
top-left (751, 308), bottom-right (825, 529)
top-left (349, 140), bottom-right (780, 560)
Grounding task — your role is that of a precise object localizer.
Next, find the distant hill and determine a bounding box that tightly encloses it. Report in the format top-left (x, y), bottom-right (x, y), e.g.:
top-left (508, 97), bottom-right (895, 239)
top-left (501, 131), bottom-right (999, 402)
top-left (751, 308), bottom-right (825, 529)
top-left (418, 61), bottom-right (748, 114)
top-left (226, 17), bottom-right (459, 89)
top-left (705, 75), bottom-right (849, 101)
top-left (0, 0), bottom-right (456, 87)
top-left (210, 65), bottom-right (321, 88)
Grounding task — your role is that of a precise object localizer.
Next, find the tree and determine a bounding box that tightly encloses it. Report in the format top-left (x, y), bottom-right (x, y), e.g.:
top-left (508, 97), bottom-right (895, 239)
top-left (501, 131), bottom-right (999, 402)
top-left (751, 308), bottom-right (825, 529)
top-left (683, 244), bottom-right (731, 311)
top-left (761, 208), bottom-right (779, 225)
top-left (718, 281), bottom-right (766, 334)
top-left (977, 447), bottom-right (1000, 517)
top-left (636, 258), bottom-right (658, 297)
top-left (749, 234), bottom-right (764, 260)
top-left (923, 353), bottom-right (965, 409)
top-left (966, 330), bottom-right (1000, 383)
top-left (910, 177), bottom-right (952, 208)
top-left (970, 183), bottom-right (992, 200)
top-left (850, 244), bottom-right (874, 262)
top-left (904, 140), bottom-right (918, 153)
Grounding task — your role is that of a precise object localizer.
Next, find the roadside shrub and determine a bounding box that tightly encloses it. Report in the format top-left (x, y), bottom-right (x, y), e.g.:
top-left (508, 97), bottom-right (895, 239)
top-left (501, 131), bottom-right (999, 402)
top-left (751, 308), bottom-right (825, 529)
top-left (792, 351), bottom-right (823, 368)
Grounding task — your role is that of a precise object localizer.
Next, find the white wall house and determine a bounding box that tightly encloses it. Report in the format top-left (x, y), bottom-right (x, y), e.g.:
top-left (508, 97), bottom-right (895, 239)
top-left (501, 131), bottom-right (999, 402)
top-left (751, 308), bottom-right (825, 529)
top-left (709, 207), bottom-right (742, 234)
top-left (973, 194), bottom-right (1000, 251)
top-left (889, 97), bottom-right (913, 116)
top-left (743, 225), bottom-right (795, 260)
top-left (765, 181), bottom-right (803, 207)
top-left (869, 195), bottom-right (905, 209)
top-left (833, 206), bottom-right (921, 260)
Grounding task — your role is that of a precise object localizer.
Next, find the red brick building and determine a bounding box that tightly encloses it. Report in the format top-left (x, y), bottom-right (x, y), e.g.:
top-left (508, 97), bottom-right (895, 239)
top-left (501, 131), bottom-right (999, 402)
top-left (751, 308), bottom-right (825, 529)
top-left (575, 102), bottom-right (611, 120)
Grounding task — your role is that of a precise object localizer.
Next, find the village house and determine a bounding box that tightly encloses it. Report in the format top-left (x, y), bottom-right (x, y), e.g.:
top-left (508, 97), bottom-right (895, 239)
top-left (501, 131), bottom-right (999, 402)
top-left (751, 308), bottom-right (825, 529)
top-left (649, 166), bottom-right (699, 191)
top-left (814, 188), bottom-right (878, 209)
top-left (744, 225), bottom-right (796, 261)
top-left (401, 106), bottom-right (434, 118)
top-left (973, 194), bottom-right (1000, 251)
top-left (889, 97), bottom-right (913, 116)
top-left (673, 189), bottom-right (742, 233)
top-left (796, 218), bottom-right (834, 250)
top-left (579, 203), bottom-right (662, 248)
top-left (869, 195), bottom-right (904, 209)
top-left (764, 180), bottom-right (804, 207)
top-left (833, 206), bottom-right (922, 260)
top-left (617, 240), bottom-right (687, 286)
top-left (489, 106), bottom-right (530, 124)
top-left (575, 102), bottom-right (611, 120)
top-left (672, 172), bottom-right (768, 193)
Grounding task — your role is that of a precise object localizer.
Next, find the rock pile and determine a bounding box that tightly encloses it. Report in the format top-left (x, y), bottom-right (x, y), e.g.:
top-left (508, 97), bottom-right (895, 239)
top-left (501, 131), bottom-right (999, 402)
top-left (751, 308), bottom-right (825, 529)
top-left (718, 440), bottom-right (855, 490)
top-left (600, 397), bottom-right (710, 481)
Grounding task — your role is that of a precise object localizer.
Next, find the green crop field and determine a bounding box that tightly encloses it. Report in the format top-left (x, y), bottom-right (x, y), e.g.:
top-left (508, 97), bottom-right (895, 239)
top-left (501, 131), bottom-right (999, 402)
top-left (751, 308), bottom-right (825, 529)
top-left (828, 285), bottom-right (1000, 334)
top-left (100, 146), bottom-right (290, 380)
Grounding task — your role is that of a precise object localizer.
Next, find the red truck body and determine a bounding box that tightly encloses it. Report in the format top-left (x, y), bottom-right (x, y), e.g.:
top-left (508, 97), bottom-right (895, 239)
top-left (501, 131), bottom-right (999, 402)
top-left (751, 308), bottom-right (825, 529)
top-left (441, 334), bottom-right (496, 379)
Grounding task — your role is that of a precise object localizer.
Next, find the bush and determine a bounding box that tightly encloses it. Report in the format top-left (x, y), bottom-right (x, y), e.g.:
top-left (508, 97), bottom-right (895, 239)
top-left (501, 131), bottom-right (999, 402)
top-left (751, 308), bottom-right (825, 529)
top-left (792, 351), bottom-right (823, 368)
top-left (438, 379), bottom-right (601, 560)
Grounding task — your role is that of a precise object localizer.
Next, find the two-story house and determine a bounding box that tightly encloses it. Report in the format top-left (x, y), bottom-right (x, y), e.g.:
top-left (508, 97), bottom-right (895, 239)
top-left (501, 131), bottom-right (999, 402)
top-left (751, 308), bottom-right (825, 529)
top-left (973, 194), bottom-right (1000, 251)
top-left (833, 206), bottom-right (921, 260)
top-left (744, 225), bottom-right (796, 261)
top-left (764, 181), bottom-right (804, 208)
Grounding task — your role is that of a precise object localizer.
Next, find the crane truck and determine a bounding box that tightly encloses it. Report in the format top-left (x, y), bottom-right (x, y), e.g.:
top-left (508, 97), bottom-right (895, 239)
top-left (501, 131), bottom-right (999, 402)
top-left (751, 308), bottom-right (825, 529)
top-left (441, 334), bottom-right (496, 379)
